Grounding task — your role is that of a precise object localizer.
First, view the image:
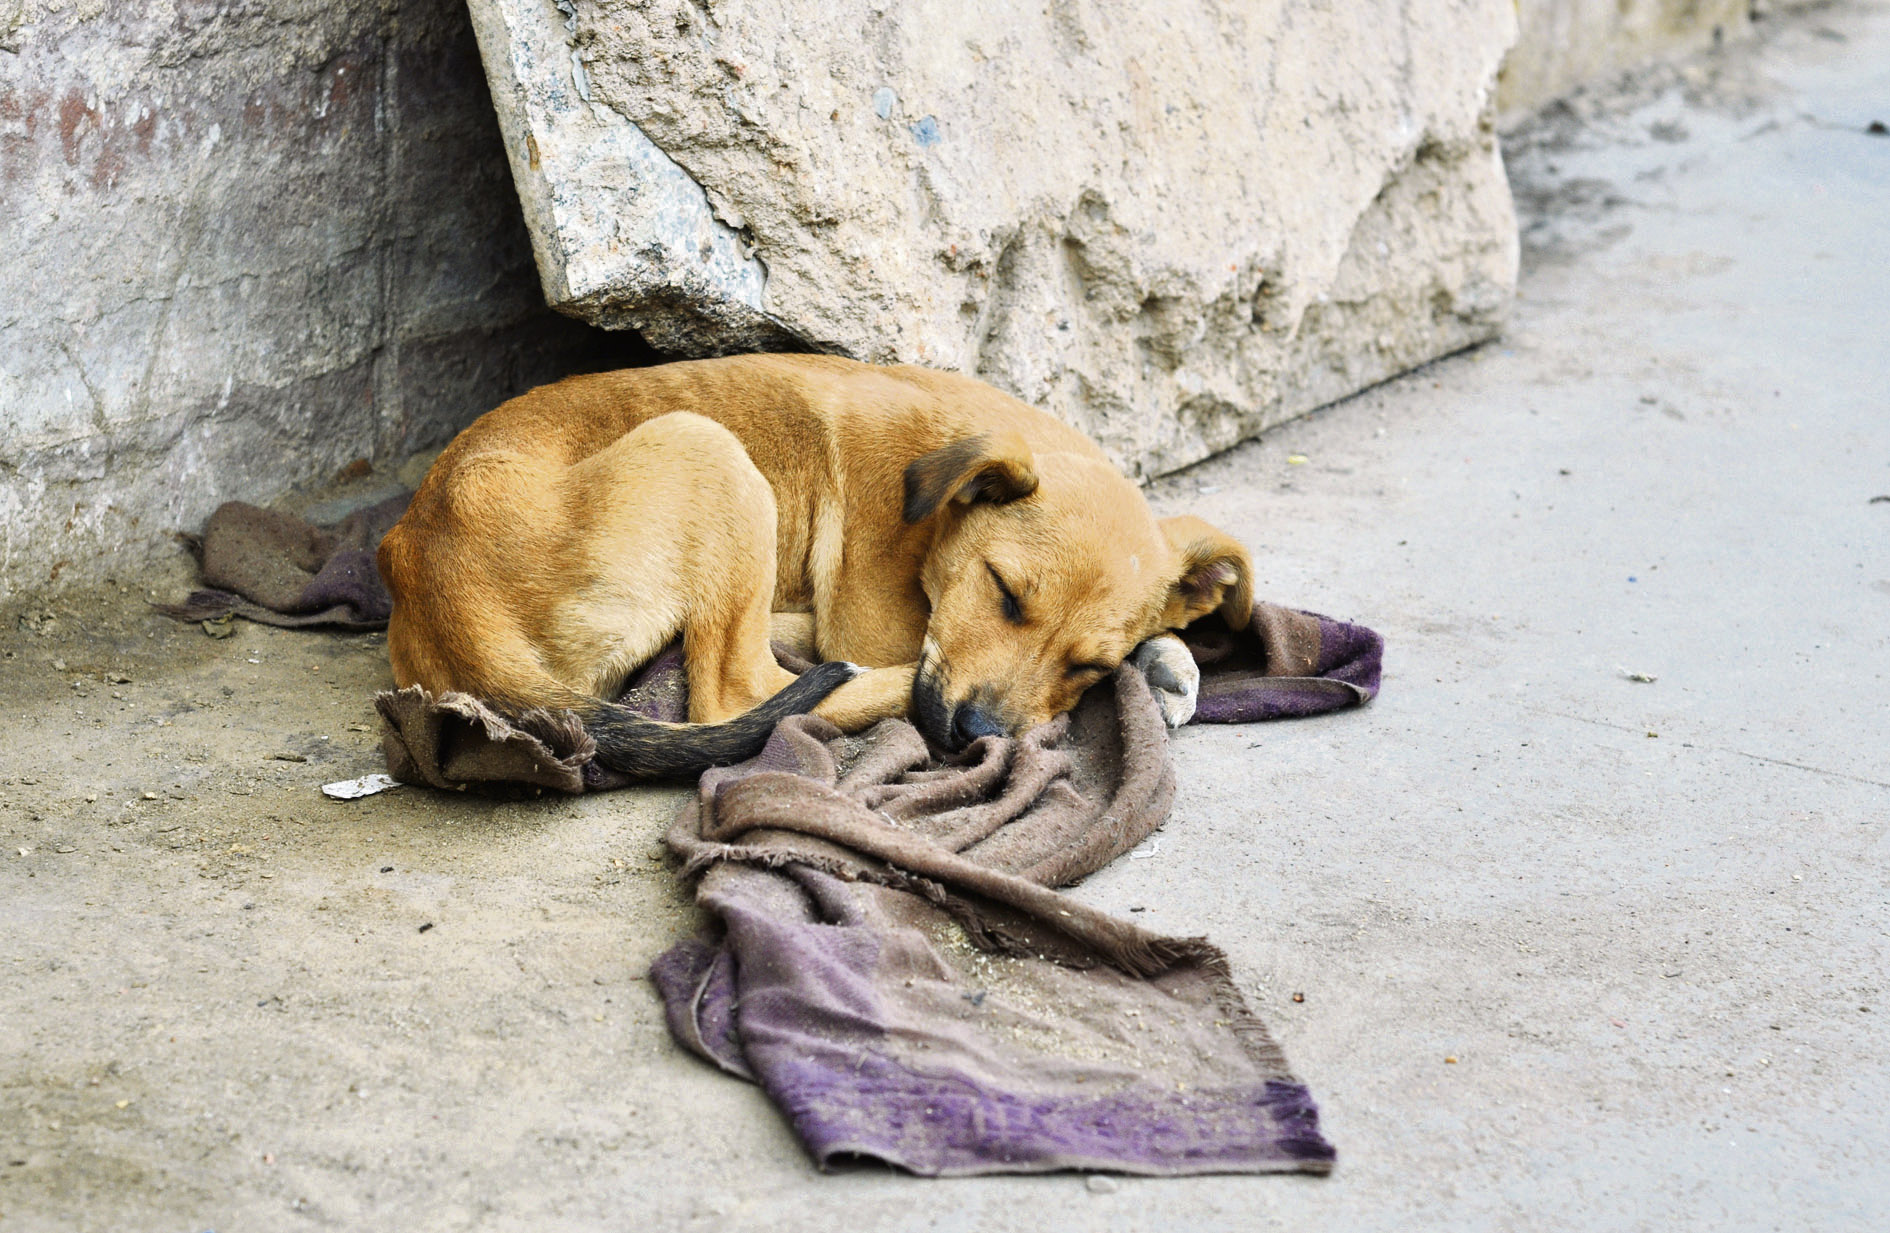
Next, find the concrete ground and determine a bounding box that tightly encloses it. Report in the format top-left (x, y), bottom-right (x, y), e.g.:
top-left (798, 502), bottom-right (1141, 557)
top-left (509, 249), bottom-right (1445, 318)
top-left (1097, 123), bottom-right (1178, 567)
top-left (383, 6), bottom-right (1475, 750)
top-left (3, 4), bottom-right (1885, 1230)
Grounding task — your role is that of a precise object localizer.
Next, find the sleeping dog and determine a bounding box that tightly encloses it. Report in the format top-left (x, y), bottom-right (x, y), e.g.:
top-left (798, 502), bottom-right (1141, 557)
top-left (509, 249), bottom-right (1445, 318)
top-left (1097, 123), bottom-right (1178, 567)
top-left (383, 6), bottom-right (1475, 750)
top-left (377, 354), bottom-right (1250, 776)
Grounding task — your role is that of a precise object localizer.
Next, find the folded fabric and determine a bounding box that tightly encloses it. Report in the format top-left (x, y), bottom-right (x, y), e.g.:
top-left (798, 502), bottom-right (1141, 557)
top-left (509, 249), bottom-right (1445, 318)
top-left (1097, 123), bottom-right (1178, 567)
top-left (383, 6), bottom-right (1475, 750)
top-left (157, 494), bottom-right (409, 630)
top-left (376, 602), bottom-right (1382, 1175)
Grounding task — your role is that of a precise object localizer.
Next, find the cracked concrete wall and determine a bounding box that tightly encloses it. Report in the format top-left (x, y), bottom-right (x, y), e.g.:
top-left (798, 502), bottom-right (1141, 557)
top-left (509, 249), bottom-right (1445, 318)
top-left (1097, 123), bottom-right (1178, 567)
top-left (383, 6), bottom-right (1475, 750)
top-left (0, 0), bottom-right (648, 603)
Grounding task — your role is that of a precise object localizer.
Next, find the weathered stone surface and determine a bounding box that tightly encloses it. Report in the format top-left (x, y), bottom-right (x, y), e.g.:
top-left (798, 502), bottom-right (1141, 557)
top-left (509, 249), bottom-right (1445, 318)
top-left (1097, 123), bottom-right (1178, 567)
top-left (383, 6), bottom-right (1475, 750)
top-left (470, 0), bottom-right (1522, 477)
top-left (0, 0), bottom-right (647, 602)
top-left (465, 0), bottom-right (794, 352)
top-left (1498, 2), bottom-right (1835, 123)
top-left (1502, 0), bottom-right (1748, 121)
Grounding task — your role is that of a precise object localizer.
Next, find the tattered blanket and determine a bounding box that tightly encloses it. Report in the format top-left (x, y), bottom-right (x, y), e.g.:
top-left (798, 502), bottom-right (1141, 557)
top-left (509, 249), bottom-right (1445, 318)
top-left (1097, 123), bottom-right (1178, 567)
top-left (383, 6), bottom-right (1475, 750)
top-left (156, 495), bottom-right (410, 630)
top-left (377, 606), bottom-right (1381, 1176)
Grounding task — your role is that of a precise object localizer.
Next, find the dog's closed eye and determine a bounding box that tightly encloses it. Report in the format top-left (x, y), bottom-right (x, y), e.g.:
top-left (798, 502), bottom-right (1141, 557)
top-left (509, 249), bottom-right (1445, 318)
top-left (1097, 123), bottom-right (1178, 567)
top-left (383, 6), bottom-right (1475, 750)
top-left (987, 563), bottom-right (1025, 624)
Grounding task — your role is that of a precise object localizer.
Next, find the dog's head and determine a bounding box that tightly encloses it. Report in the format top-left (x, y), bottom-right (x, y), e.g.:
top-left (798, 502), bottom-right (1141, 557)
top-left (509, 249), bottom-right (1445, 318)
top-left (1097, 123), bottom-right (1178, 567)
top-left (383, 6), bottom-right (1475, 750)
top-left (904, 431), bottom-right (1252, 751)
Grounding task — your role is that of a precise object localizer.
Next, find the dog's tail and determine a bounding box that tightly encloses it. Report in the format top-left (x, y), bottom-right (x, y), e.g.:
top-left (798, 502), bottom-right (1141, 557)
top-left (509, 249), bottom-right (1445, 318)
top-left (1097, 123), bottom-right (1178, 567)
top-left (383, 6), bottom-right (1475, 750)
top-left (583, 660), bottom-right (861, 779)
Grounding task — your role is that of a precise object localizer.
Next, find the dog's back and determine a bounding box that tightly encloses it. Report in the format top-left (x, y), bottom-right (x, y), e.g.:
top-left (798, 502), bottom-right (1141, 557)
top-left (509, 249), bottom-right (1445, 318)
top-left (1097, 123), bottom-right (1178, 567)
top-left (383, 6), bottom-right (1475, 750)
top-left (377, 357), bottom-right (892, 776)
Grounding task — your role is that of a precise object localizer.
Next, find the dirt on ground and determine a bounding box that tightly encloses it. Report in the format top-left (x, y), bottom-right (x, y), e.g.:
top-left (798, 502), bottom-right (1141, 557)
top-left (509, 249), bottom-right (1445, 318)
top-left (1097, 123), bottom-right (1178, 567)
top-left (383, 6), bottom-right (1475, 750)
top-left (1, 573), bottom-right (709, 1229)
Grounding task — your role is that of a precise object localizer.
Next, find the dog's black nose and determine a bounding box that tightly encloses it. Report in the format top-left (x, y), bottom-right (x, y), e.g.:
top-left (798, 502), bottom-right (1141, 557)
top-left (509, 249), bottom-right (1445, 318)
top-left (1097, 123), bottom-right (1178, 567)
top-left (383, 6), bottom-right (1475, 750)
top-left (951, 703), bottom-right (1005, 748)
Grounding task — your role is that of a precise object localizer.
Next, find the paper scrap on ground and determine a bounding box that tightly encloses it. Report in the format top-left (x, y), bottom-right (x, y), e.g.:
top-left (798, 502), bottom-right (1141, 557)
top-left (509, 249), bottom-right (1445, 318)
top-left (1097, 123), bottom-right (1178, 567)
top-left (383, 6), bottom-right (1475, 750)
top-left (322, 773), bottom-right (401, 800)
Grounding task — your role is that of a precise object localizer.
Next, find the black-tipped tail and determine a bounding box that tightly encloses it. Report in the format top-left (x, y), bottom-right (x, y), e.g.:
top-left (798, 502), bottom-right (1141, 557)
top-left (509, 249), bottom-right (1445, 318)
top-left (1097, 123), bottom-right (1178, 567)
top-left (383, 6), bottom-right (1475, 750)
top-left (586, 661), bottom-right (860, 779)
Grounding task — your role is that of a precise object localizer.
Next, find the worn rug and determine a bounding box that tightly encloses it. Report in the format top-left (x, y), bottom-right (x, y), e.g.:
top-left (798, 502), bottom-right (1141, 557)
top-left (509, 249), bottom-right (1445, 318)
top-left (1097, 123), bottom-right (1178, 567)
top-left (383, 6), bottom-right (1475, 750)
top-left (378, 606), bottom-right (1379, 1175)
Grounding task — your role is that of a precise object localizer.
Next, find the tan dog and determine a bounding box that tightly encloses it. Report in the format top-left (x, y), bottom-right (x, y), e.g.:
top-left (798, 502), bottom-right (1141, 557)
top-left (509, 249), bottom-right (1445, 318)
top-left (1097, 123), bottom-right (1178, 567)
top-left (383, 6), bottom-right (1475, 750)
top-left (377, 354), bottom-right (1252, 775)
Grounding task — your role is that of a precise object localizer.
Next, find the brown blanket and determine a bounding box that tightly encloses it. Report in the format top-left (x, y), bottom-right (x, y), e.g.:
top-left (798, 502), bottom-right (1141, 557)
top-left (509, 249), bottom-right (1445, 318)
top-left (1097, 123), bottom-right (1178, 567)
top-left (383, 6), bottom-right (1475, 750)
top-left (376, 605), bottom-right (1380, 1175)
top-left (157, 495), bottom-right (410, 630)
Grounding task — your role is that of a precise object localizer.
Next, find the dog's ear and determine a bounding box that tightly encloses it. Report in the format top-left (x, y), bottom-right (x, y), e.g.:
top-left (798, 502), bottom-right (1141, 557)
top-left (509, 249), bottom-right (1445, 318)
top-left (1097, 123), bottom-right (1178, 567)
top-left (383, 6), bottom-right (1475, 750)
top-left (1159, 515), bottom-right (1254, 631)
top-left (902, 432), bottom-right (1039, 524)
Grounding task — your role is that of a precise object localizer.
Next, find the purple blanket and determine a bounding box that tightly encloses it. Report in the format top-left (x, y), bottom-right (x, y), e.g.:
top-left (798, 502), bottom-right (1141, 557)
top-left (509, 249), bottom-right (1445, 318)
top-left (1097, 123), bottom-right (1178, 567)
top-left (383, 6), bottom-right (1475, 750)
top-left (157, 495), bottom-right (410, 630)
top-left (378, 602), bottom-right (1380, 1176)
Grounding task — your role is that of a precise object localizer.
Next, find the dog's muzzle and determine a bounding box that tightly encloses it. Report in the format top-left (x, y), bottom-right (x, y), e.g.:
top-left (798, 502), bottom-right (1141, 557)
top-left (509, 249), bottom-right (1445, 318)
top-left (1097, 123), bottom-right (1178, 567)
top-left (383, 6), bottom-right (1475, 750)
top-left (911, 645), bottom-right (1004, 752)
top-left (910, 653), bottom-right (954, 749)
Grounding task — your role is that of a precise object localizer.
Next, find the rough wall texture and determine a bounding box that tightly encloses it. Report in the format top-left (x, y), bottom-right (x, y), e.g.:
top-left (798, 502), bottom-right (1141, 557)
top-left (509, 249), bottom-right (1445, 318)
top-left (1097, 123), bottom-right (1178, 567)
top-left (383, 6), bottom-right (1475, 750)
top-left (0, 0), bottom-right (648, 602)
top-left (1502, 0), bottom-right (1750, 121)
top-left (1499, 1), bottom-right (1828, 122)
top-left (472, 0), bottom-right (1522, 479)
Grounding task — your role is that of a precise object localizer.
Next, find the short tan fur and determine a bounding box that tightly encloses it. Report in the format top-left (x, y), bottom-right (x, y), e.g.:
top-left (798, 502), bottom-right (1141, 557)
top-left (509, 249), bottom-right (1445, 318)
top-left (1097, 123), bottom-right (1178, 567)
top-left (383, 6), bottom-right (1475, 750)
top-left (378, 354), bottom-right (1252, 766)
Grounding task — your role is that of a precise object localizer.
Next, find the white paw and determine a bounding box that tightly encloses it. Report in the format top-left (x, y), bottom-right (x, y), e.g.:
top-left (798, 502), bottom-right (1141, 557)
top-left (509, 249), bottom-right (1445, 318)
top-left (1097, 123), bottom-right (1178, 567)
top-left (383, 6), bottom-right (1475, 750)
top-left (841, 661), bottom-right (868, 679)
top-left (1128, 633), bottom-right (1199, 728)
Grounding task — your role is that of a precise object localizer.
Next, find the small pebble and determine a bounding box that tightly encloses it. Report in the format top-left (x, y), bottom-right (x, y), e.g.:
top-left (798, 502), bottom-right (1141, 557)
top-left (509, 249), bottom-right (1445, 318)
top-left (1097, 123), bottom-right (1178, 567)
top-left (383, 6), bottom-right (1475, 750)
top-left (1086, 1175), bottom-right (1120, 1194)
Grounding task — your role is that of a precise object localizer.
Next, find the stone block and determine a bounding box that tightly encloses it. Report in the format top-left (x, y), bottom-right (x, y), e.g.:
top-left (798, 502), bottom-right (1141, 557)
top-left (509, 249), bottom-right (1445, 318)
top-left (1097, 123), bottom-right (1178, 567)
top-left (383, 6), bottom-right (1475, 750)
top-left (1500, 0), bottom-right (1752, 121)
top-left (469, 0), bottom-right (1521, 476)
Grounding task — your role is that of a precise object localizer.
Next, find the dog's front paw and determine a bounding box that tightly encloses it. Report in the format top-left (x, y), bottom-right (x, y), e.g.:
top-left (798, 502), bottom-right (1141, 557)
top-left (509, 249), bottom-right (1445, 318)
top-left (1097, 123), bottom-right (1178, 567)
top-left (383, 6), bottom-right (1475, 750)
top-left (1128, 633), bottom-right (1199, 728)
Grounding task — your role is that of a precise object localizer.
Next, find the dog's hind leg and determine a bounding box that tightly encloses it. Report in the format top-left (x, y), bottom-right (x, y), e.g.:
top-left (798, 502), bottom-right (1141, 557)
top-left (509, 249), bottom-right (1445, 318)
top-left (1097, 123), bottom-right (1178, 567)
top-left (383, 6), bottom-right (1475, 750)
top-left (558, 412), bottom-right (807, 725)
top-left (809, 663), bottom-right (918, 732)
top-left (767, 611), bottom-right (820, 661)
top-left (763, 611), bottom-right (909, 731)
